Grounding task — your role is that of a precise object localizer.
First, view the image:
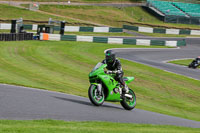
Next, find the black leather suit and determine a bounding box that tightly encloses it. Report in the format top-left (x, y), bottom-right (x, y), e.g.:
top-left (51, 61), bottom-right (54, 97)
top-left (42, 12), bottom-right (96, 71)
top-left (102, 59), bottom-right (125, 86)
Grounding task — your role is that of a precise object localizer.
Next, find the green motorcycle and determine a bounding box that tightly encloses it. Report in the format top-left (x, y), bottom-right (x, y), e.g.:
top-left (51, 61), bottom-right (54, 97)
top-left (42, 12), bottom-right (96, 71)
top-left (88, 62), bottom-right (136, 110)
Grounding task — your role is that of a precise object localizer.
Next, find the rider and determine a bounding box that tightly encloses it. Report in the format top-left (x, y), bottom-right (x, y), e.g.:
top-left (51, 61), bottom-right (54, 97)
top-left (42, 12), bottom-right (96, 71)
top-left (102, 50), bottom-right (129, 94)
top-left (196, 56), bottom-right (200, 62)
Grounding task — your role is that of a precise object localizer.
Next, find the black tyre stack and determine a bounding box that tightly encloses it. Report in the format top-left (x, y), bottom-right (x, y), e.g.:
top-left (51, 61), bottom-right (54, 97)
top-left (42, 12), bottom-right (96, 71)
top-left (0, 33), bottom-right (33, 41)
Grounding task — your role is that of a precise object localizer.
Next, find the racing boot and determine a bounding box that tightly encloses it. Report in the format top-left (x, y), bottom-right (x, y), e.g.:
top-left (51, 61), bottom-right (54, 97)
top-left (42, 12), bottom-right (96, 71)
top-left (123, 84), bottom-right (129, 93)
top-left (120, 84), bottom-right (129, 99)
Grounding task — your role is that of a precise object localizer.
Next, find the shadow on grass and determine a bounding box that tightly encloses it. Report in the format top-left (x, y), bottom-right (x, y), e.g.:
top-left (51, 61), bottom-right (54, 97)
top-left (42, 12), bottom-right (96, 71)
top-left (52, 96), bottom-right (124, 110)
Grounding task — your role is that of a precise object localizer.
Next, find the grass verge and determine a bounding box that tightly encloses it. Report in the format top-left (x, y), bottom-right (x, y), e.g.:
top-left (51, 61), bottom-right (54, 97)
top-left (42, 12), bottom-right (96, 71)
top-left (0, 120), bottom-right (199, 133)
top-left (0, 4), bottom-right (77, 23)
top-left (2, 4), bottom-right (200, 31)
top-left (0, 0), bottom-right (141, 2)
top-left (0, 41), bottom-right (199, 121)
top-left (39, 5), bottom-right (200, 29)
top-left (0, 30), bottom-right (10, 33)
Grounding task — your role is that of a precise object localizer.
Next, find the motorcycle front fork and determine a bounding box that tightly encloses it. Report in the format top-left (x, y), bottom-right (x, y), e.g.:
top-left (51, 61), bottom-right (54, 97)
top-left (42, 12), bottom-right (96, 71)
top-left (97, 84), bottom-right (102, 94)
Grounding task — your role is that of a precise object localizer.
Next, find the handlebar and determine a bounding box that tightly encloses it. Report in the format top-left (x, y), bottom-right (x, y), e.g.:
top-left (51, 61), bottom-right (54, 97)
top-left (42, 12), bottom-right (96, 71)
top-left (104, 70), bottom-right (118, 74)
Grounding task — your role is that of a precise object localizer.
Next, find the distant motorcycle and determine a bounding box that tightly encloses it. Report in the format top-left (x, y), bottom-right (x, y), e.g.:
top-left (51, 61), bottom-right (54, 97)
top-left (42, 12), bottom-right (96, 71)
top-left (188, 57), bottom-right (200, 69)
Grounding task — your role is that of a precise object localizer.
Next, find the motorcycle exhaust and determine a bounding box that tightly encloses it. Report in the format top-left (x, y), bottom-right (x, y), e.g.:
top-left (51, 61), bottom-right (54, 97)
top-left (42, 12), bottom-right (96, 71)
top-left (125, 94), bottom-right (133, 99)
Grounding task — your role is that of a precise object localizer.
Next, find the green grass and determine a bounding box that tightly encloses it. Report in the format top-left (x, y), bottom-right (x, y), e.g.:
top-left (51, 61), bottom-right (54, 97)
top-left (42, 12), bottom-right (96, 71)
top-left (39, 5), bottom-right (200, 29)
top-left (168, 59), bottom-right (193, 66)
top-left (0, 0), bottom-right (142, 2)
top-left (0, 41), bottom-right (199, 122)
top-left (2, 4), bottom-right (200, 30)
top-left (0, 30), bottom-right (10, 33)
top-left (168, 59), bottom-right (200, 68)
top-left (0, 120), bottom-right (199, 133)
top-left (39, 5), bottom-right (135, 27)
top-left (0, 4), bottom-right (77, 23)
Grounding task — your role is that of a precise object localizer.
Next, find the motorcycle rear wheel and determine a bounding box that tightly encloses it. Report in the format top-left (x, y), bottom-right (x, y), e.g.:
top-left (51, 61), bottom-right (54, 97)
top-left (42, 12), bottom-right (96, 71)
top-left (88, 84), bottom-right (104, 106)
top-left (120, 89), bottom-right (136, 110)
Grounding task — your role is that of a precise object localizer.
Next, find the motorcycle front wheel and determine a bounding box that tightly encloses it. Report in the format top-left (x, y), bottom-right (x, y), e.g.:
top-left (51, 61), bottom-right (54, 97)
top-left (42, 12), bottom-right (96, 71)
top-left (120, 88), bottom-right (136, 110)
top-left (88, 84), bottom-right (104, 106)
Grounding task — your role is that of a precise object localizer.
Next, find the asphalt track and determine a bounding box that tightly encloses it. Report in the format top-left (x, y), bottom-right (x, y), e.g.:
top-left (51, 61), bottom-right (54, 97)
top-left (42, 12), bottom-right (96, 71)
top-left (113, 37), bottom-right (200, 80)
top-left (0, 84), bottom-right (200, 128)
top-left (0, 37), bottom-right (200, 128)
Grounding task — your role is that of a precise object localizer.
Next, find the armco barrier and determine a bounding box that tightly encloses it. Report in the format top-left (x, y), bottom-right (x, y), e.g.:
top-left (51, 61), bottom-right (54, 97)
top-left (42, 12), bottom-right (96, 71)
top-left (2, 23), bottom-right (200, 36)
top-left (153, 28), bottom-right (166, 34)
top-left (1, 24), bottom-right (123, 33)
top-left (123, 25), bottom-right (200, 35)
top-left (22, 24), bottom-right (123, 33)
top-left (61, 35), bottom-right (77, 41)
top-left (179, 29), bottom-right (191, 35)
top-left (0, 33), bottom-right (33, 41)
top-left (123, 39), bottom-right (137, 45)
top-left (177, 40), bottom-right (186, 46)
top-left (150, 40), bottom-right (165, 46)
top-left (23, 24), bottom-right (33, 30)
top-left (0, 23), bottom-right (12, 30)
top-left (93, 37), bottom-right (108, 43)
top-left (40, 33), bottom-right (186, 47)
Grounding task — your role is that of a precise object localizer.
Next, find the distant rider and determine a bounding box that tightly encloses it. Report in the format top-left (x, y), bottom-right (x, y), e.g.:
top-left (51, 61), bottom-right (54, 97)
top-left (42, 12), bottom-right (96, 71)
top-left (102, 50), bottom-right (129, 95)
top-left (188, 56), bottom-right (200, 68)
top-left (196, 56), bottom-right (200, 62)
